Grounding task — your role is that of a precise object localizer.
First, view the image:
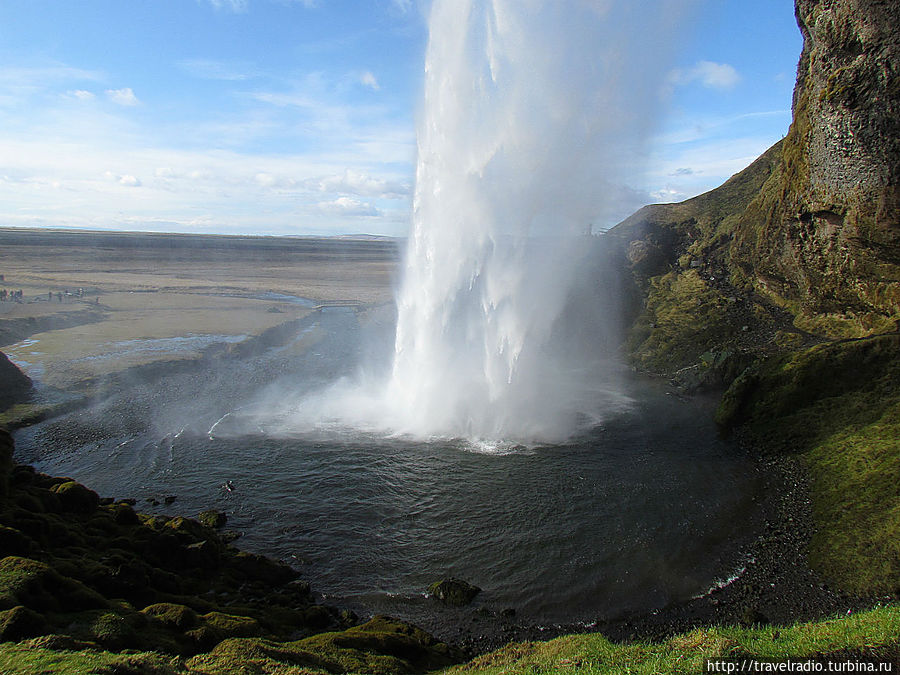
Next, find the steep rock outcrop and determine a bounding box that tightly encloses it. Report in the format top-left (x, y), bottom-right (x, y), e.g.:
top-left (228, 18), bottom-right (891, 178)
top-left (0, 352), bottom-right (31, 411)
top-left (612, 0), bottom-right (900, 378)
top-left (609, 0), bottom-right (900, 595)
top-left (730, 0), bottom-right (900, 336)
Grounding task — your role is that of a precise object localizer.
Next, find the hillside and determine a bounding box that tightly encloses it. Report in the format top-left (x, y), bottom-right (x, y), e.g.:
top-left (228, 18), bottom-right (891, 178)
top-left (608, 0), bottom-right (900, 596)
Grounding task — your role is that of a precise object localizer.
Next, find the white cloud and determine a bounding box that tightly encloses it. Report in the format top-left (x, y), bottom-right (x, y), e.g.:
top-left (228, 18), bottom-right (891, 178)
top-left (318, 197), bottom-right (382, 217)
top-left (649, 187), bottom-right (686, 203)
top-left (306, 169), bottom-right (409, 199)
top-left (0, 58), bottom-right (415, 235)
top-left (71, 89), bottom-right (96, 100)
top-left (106, 88), bottom-right (140, 106)
top-left (0, 65), bottom-right (104, 106)
top-left (104, 171), bottom-right (142, 187)
top-left (391, 0), bottom-right (413, 13)
top-left (360, 71), bottom-right (380, 91)
top-left (669, 61), bottom-right (740, 91)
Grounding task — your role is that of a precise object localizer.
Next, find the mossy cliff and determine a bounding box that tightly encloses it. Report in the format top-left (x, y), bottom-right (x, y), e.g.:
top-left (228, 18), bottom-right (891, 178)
top-left (610, 0), bottom-right (899, 597)
top-left (0, 426), bottom-right (462, 673)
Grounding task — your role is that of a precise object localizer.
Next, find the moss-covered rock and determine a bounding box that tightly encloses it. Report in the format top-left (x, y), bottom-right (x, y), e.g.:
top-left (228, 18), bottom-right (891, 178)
top-left (0, 556), bottom-right (107, 613)
top-left (188, 615), bottom-right (463, 675)
top-left (50, 480), bottom-right (100, 514)
top-left (428, 578), bottom-right (481, 607)
top-left (86, 610), bottom-right (141, 651)
top-left (141, 603), bottom-right (199, 630)
top-left (187, 611), bottom-right (264, 651)
top-left (0, 524), bottom-right (34, 556)
top-left (0, 605), bottom-right (49, 642)
top-left (197, 510), bottom-right (227, 529)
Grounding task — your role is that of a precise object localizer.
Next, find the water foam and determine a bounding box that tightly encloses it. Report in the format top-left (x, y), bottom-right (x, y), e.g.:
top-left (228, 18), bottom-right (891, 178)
top-left (266, 0), bottom-right (690, 444)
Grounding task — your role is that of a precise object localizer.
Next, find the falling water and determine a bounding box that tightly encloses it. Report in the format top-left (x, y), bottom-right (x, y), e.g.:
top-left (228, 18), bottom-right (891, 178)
top-left (373, 0), bottom-right (688, 443)
top-left (238, 0), bottom-right (691, 445)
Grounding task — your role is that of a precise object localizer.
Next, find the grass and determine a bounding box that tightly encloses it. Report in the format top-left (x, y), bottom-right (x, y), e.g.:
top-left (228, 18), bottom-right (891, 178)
top-left (0, 643), bottom-right (183, 675)
top-left (717, 334), bottom-right (900, 593)
top-left (1, 606), bottom-right (898, 674)
top-left (447, 607), bottom-right (900, 675)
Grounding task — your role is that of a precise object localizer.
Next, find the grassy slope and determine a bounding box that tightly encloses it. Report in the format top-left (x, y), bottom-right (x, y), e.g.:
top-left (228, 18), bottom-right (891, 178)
top-left (2, 607), bottom-right (899, 674)
top-left (613, 142), bottom-right (789, 378)
top-left (717, 333), bottom-right (900, 593)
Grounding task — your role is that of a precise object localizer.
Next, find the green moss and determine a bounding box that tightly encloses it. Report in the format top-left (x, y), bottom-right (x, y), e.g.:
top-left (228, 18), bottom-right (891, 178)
top-left (87, 610), bottom-right (140, 650)
top-left (142, 603), bottom-right (199, 630)
top-left (186, 637), bottom-right (331, 674)
top-left (808, 403), bottom-right (900, 593)
top-left (199, 611), bottom-right (262, 638)
top-left (0, 644), bottom-right (182, 674)
top-left (0, 605), bottom-right (49, 641)
top-left (0, 556), bottom-right (107, 613)
top-left (197, 510), bottom-right (227, 529)
top-left (626, 270), bottom-right (740, 374)
top-left (717, 334), bottom-right (900, 592)
top-left (50, 481), bottom-right (100, 515)
top-left (0, 523), bottom-right (34, 555)
top-left (187, 615), bottom-right (461, 675)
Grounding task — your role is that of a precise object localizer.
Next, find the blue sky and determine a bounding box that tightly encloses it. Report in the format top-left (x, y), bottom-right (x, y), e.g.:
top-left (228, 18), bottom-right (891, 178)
top-left (0, 0), bottom-right (802, 237)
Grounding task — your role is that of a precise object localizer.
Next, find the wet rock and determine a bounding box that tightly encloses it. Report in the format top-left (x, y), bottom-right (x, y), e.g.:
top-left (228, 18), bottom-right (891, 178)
top-left (428, 578), bottom-right (481, 607)
top-left (198, 509), bottom-right (228, 529)
top-left (230, 551), bottom-right (298, 585)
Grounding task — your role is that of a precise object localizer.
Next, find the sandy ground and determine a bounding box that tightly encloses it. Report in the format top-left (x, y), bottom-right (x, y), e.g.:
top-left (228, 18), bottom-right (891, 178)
top-left (0, 229), bottom-right (399, 390)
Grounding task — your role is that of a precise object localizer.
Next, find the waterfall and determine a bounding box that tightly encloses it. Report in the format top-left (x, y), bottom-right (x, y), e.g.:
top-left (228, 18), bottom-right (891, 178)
top-left (257, 0), bottom-right (690, 446)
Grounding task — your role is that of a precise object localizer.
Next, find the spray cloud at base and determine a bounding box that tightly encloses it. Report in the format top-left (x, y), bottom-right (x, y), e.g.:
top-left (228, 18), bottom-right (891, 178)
top-left (247, 0), bottom-right (692, 445)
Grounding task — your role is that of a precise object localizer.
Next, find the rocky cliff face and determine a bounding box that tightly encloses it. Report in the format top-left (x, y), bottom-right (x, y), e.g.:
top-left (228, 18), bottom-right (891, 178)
top-left (613, 0), bottom-right (900, 378)
top-left (609, 0), bottom-right (900, 595)
top-left (730, 0), bottom-right (900, 337)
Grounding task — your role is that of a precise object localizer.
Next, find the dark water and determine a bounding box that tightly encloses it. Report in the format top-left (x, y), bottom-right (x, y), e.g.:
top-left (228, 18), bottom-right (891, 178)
top-left (13, 307), bottom-right (763, 629)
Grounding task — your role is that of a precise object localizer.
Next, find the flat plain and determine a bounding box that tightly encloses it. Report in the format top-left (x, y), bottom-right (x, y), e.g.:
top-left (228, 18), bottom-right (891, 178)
top-left (0, 228), bottom-right (400, 389)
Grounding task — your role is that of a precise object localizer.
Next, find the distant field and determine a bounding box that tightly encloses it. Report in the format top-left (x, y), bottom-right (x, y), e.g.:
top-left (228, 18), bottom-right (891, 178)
top-left (0, 228), bottom-right (401, 389)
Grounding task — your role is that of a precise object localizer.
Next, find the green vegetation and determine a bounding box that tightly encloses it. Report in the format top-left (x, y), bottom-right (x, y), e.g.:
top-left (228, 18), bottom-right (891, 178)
top-left (447, 607), bottom-right (900, 675)
top-left (626, 270), bottom-right (742, 376)
top-left (1, 607), bottom-right (898, 674)
top-left (717, 334), bottom-right (900, 593)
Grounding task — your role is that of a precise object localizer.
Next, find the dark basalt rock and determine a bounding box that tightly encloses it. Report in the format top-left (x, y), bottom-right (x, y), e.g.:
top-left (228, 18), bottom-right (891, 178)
top-left (0, 351), bottom-right (32, 411)
top-left (428, 578), bottom-right (481, 607)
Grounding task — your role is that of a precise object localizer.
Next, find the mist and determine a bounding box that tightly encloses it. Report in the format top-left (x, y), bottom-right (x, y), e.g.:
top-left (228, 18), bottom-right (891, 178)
top-left (240, 0), bottom-right (694, 445)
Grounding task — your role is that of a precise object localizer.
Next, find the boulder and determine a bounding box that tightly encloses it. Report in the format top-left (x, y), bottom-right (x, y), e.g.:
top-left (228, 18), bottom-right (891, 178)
top-left (427, 578), bottom-right (481, 606)
top-left (198, 509), bottom-right (228, 529)
top-left (50, 481), bottom-right (100, 514)
top-left (0, 605), bottom-right (49, 641)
